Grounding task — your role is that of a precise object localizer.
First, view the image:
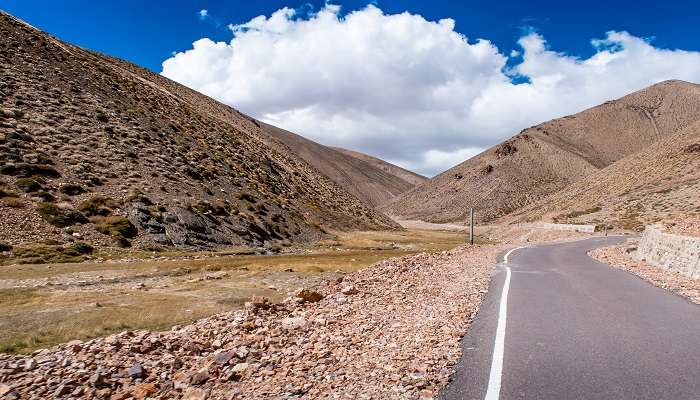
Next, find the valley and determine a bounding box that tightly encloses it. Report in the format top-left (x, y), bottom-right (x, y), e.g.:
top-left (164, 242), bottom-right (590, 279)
top-left (0, 228), bottom-right (470, 354)
top-left (1, 5), bottom-right (700, 400)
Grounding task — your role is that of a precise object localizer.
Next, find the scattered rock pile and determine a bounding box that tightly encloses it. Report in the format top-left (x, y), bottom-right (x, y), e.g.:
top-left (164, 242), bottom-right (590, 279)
top-left (0, 245), bottom-right (502, 399)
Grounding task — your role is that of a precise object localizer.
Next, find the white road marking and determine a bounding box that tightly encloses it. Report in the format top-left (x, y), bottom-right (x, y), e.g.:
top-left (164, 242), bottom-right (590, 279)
top-left (503, 246), bottom-right (524, 264)
top-left (484, 246), bottom-right (525, 400)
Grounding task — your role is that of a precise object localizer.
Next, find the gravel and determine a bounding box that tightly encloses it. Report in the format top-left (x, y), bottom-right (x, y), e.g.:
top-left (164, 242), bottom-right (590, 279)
top-left (590, 242), bottom-right (700, 304)
top-left (0, 244), bottom-right (503, 399)
top-left (663, 217), bottom-right (700, 238)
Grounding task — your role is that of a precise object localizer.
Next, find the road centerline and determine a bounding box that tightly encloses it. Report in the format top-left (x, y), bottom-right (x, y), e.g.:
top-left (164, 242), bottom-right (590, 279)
top-left (484, 246), bottom-right (525, 400)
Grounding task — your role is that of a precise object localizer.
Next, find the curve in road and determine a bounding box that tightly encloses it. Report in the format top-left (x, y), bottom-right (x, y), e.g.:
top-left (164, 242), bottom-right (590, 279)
top-left (441, 236), bottom-right (700, 400)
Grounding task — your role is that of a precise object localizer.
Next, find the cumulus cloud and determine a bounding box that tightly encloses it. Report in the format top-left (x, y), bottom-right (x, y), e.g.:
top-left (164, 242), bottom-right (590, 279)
top-left (198, 9), bottom-right (208, 20)
top-left (163, 4), bottom-right (700, 176)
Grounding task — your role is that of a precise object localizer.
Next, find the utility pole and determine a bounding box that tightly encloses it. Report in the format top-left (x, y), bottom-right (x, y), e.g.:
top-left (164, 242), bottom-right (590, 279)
top-left (604, 221), bottom-right (608, 237)
top-left (469, 208), bottom-right (475, 245)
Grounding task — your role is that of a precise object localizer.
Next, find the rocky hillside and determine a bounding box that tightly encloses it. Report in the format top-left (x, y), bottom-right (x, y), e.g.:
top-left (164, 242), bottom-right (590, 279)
top-left (382, 80), bottom-right (700, 223)
top-left (0, 11), bottom-right (397, 251)
top-left (259, 122), bottom-right (424, 207)
top-left (331, 147), bottom-right (427, 187)
top-left (505, 120), bottom-right (700, 231)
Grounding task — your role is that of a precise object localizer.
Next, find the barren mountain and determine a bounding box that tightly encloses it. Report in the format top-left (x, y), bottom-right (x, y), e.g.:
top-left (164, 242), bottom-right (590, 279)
top-left (258, 122), bottom-right (424, 207)
top-left (504, 120), bottom-right (700, 230)
top-left (331, 147), bottom-right (427, 187)
top-left (383, 80), bottom-right (700, 223)
top-left (0, 11), bottom-right (398, 251)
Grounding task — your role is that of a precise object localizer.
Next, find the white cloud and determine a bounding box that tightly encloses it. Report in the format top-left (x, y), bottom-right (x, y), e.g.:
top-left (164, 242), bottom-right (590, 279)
top-left (163, 4), bottom-right (700, 176)
top-left (406, 147), bottom-right (485, 175)
top-left (198, 9), bottom-right (208, 20)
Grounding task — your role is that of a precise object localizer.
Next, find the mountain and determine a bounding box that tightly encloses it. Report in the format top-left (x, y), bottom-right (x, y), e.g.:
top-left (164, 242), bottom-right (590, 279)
top-left (0, 11), bottom-right (398, 250)
top-left (331, 147), bottom-right (427, 187)
top-left (504, 120), bottom-right (700, 230)
top-left (257, 122), bottom-right (424, 207)
top-left (382, 80), bottom-right (700, 223)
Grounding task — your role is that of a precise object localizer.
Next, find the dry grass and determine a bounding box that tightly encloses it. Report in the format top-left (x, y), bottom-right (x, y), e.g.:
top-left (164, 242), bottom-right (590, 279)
top-left (0, 288), bottom-right (224, 353)
top-left (0, 229), bottom-right (476, 353)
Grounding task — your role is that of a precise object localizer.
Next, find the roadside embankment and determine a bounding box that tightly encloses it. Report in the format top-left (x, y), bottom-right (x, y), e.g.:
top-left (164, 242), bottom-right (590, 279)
top-left (634, 225), bottom-right (700, 278)
top-left (591, 239), bottom-right (700, 305)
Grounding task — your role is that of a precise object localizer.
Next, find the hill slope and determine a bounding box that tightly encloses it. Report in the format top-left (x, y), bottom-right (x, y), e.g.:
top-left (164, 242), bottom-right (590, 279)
top-left (504, 120), bottom-right (700, 230)
top-left (0, 11), bottom-right (397, 250)
top-left (258, 122), bottom-right (424, 207)
top-left (331, 147), bottom-right (427, 187)
top-left (382, 80), bottom-right (700, 223)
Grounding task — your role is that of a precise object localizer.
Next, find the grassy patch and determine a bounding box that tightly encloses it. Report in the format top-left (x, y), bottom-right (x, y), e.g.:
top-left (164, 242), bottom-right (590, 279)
top-left (15, 177), bottom-right (43, 193)
top-left (78, 196), bottom-right (120, 217)
top-left (93, 216), bottom-right (137, 238)
top-left (59, 183), bottom-right (86, 196)
top-left (1, 196), bottom-right (24, 208)
top-left (1, 242), bottom-right (94, 265)
top-left (0, 288), bottom-right (224, 353)
top-left (36, 202), bottom-right (87, 227)
top-left (0, 229), bottom-right (474, 353)
top-left (0, 163), bottom-right (59, 178)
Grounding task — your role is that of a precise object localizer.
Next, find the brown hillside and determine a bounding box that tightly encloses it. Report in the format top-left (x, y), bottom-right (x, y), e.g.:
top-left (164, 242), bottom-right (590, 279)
top-left (259, 122), bottom-right (422, 207)
top-left (0, 11), bottom-right (397, 250)
top-left (331, 147), bottom-right (427, 187)
top-left (504, 120), bottom-right (700, 230)
top-left (382, 80), bottom-right (700, 223)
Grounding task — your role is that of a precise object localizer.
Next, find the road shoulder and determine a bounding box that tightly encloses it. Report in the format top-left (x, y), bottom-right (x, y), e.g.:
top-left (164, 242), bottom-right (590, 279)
top-left (591, 241), bottom-right (700, 305)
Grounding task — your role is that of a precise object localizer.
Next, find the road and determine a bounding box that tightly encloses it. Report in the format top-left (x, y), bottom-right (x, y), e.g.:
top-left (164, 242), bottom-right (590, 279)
top-left (441, 236), bottom-right (700, 400)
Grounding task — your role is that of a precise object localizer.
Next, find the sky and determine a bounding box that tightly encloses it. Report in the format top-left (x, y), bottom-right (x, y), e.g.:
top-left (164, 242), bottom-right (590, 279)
top-left (2, 0), bottom-right (700, 176)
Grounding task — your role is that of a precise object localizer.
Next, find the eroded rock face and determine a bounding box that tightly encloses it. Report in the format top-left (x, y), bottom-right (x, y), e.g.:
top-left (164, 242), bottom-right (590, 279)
top-left (128, 204), bottom-right (280, 249)
top-left (128, 204), bottom-right (166, 235)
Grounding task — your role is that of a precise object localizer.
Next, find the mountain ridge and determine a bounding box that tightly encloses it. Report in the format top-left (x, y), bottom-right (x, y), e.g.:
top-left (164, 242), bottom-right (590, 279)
top-left (0, 11), bottom-right (398, 250)
top-left (382, 79), bottom-right (700, 223)
top-left (505, 119), bottom-right (700, 229)
top-left (257, 122), bottom-right (424, 208)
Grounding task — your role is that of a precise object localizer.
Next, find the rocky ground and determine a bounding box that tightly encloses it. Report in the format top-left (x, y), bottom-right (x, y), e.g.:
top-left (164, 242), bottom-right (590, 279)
top-left (590, 241), bottom-right (700, 304)
top-left (0, 244), bottom-right (504, 399)
top-left (663, 217), bottom-right (700, 238)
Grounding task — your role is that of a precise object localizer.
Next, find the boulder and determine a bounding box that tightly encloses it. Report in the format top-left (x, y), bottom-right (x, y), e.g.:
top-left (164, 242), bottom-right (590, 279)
top-left (132, 383), bottom-right (157, 399)
top-left (128, 362), bottom-right (145, 379)
top-left (231, 363), bottom-right (249, 373)
top-left (182, 388), bottom-right (208, 400)
top-left (190, 368), bottom-right (209, 385)
top-left (281, 316), bottom-right (307, 330)
top-left (341, 285), bottom-right (359, 295)
top-left (297, 288), bottom-right (324, 303)
top-left (214, 351), bottom-right (234, 366)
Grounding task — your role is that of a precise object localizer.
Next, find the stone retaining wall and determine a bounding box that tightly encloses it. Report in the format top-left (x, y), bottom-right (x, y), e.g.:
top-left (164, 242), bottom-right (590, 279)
top-left (634, 225), bottom-right (700, 278)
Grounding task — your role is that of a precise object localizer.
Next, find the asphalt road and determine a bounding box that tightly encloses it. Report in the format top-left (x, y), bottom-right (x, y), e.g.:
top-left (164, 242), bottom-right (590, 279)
top-left (441, 236), bottom-right (700, 400)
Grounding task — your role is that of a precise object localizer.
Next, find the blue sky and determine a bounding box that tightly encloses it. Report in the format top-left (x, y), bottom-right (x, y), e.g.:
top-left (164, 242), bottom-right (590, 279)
top-left (2, 0), bottom-right (697, 73)
top-left (2, 1), bottom-right (700, 176)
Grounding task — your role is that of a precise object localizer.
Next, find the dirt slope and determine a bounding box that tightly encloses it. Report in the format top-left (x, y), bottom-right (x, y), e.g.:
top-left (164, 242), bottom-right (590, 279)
top-left (257, 122), bottom-right (423, 207)
top-left (0, 11), bottom-right (397, 250)
top-left (504, 120), bottom-right (700, 230)
top-left (331, 147), bottom-right (427, 187)
top-left (382, 80), bottom-right (700, 223)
